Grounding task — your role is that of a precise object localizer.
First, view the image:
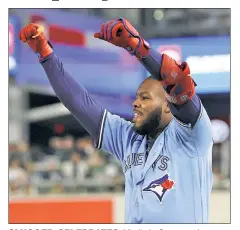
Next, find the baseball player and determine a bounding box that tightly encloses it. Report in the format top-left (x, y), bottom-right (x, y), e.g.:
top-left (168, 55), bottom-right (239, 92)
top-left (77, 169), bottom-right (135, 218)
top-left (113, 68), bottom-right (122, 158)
top-left (19, 18), bottom-right (213, 223)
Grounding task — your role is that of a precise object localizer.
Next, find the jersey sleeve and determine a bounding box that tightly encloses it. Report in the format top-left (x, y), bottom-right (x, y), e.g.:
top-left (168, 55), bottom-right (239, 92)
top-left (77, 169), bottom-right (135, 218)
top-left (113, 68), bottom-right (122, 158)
top-left (95, 110), bottom-right (135, 163)
top-left (172, 102), bottom-right (213, 157)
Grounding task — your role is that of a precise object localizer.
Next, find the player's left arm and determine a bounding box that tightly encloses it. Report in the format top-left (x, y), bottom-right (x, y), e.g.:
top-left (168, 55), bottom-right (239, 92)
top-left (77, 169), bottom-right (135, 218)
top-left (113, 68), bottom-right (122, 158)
top-left (94, 18), bottom-right (212, 155)
top-left (146, 52), bottom-right (213, 156)
top-left (142, 49), bottom-right (213, 156)
top-left (94, 18), bottom-right (200, 125)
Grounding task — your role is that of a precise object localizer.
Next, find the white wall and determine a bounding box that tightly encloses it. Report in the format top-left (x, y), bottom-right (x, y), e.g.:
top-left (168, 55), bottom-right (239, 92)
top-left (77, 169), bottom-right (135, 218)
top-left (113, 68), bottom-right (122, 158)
top-left (209, 190), bottom-right (230, 223)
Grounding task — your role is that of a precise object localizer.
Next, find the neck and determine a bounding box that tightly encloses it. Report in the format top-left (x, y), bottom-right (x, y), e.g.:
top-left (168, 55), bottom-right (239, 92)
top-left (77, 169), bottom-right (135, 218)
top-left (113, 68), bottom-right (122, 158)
top-left (148, 118), bottom-right (172, 140)
top-left (148, 126), bottom-right (164, 140)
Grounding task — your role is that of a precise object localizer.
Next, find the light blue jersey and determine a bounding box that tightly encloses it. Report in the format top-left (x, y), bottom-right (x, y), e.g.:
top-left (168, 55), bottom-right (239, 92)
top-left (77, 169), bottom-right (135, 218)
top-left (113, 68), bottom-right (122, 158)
top-left (96, 103), bottom-right (213, 223)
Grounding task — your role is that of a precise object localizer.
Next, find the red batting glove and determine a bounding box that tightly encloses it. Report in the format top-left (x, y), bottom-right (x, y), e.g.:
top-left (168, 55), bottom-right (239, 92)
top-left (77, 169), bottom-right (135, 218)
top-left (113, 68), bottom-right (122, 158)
top-left (94, 18), bottom-right (150, 58)
top-left (19, 23), bottom-right (53, 60)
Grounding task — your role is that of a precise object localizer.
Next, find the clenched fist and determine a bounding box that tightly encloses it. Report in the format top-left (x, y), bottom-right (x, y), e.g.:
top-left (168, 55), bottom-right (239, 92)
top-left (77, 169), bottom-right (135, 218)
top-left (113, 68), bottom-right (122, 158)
top-left (94, 18), bottom-right (150, 58)
top-left (19, 23), bottom-right (53, 60)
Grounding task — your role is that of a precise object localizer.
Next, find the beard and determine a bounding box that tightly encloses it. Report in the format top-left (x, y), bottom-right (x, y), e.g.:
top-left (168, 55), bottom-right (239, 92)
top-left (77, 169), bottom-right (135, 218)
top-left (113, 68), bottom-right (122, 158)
top-left (133, 107), bottom-right (162, 136)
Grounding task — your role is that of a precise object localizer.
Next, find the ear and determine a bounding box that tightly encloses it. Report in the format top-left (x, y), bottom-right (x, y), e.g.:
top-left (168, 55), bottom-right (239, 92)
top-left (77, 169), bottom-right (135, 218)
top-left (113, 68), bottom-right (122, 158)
top-left (163, 99), bottom-right (171, 114)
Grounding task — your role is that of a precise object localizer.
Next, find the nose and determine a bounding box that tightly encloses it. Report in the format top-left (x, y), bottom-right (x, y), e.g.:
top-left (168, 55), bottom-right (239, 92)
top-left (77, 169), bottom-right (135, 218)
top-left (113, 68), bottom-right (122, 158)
top-left (133, 98), bottom-right (141, 109)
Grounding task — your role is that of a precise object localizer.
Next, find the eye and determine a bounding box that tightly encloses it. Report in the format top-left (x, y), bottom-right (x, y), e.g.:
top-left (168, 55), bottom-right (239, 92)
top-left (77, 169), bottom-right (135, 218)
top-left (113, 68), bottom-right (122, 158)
top-left (142, 95), bottom-right (149, 100)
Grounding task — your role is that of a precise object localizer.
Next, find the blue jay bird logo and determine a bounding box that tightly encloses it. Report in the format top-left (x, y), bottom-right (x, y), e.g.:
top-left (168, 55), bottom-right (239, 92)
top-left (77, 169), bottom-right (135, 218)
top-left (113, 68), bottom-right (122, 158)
top-left (143, 174), bottom-right (175, 203)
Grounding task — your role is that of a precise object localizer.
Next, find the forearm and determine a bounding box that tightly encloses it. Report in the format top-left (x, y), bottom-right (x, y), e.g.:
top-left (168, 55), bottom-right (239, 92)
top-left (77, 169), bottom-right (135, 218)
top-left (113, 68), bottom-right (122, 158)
top-left (140, 49), bottom-right (163, 81)
top-left (40, 53), bottom-right (104, 139)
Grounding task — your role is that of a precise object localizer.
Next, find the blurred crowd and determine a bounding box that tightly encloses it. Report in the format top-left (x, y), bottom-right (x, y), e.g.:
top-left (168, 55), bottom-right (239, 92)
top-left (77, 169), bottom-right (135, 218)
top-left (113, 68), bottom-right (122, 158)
top-left (9, 136), bottom-right (230, 196)
top-left (212, 142), bottom-right (230, 190)
top-left (9, 135), bottom-right (124, 196)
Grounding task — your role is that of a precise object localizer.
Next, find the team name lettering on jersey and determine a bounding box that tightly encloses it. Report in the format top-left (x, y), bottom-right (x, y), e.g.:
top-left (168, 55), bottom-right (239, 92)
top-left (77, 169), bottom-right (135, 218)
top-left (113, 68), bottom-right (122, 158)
top-left (123, 153), bottom-right (144, 172)
top-left (123, 153), bottom-right (170, 173)
top-left (152, 155), bottom-right (170, 171)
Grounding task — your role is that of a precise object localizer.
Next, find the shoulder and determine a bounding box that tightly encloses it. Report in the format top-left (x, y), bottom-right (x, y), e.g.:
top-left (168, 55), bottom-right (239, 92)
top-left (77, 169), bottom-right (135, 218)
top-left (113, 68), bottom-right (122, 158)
top-left (105, 111), bottom-right (139, 139)
top-left (166, 106), bottom-right (213, 157)
top-left (170, 103), bottom-right (212, 137)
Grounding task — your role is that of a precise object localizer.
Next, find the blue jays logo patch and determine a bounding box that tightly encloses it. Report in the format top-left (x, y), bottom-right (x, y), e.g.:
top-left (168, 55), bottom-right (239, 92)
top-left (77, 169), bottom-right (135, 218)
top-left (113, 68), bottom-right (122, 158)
top-left (143, 174), bottom-right (175, 203)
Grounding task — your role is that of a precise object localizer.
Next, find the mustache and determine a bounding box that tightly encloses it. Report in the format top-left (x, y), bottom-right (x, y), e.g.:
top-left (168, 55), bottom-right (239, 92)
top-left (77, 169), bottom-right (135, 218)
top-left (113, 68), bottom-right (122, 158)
top-left (133, 109), bottom-right (144, 116)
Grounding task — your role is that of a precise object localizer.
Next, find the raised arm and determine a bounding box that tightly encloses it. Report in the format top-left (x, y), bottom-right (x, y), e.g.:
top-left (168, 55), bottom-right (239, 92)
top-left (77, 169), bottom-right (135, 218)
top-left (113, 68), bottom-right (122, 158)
top-left (140, 49), bottom-right (201, 127)
top-left (40, 53), bottom-right (104, 139)
top-left (19, 23), bottom-right (136, 162)
top-left (94, 18), bottom-right (201, 127)
top-left (19, 23), bottom-right (104, 141)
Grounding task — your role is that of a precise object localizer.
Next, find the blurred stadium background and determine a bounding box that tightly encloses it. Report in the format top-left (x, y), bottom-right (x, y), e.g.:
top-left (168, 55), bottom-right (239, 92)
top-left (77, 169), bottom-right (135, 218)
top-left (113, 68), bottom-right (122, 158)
top-left (8, 9), bottom-right (230, 223)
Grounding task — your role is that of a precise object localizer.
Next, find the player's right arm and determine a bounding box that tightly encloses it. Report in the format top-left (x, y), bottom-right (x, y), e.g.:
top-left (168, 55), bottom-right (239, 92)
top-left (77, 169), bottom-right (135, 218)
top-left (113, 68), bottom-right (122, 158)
top-left (19, 23), bottom-right (131, 162)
